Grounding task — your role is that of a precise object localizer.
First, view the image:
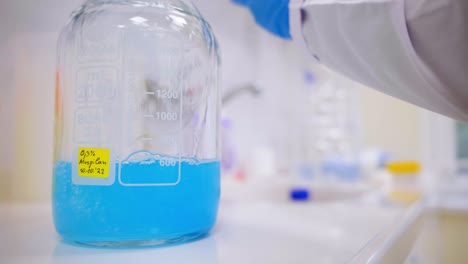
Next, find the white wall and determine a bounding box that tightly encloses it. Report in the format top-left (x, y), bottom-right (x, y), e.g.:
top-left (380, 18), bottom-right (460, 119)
top-left (359, 86), bottom-right (423, 160)
top-left (0, 0), bottom-right (83, 202)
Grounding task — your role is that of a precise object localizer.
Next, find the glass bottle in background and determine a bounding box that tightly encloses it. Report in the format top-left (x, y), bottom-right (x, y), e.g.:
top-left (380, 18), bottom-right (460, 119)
top-left (290, 67), bottom-right (361, 185)
top-left (53, 0), bottom-right (220, 247)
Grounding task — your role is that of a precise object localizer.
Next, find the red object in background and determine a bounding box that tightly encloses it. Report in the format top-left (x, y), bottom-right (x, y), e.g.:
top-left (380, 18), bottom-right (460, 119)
top-left (234, 168), bottom-right (246, 182)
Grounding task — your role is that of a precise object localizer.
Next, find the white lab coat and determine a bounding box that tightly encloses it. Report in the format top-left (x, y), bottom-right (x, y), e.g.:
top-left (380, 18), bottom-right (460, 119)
top-left (289, 0), bottom-right (468, 122)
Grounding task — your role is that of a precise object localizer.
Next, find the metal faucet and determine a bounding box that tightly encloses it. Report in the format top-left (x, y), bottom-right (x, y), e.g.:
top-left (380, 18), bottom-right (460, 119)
top-left (222, 84), bottom-right (261, 105)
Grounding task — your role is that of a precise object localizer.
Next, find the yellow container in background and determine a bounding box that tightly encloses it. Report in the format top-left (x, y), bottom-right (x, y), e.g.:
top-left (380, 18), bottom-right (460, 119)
top-left (386, 161), bottom-right (422, 204)
top-left (387, 161), bottom-right (420, 175)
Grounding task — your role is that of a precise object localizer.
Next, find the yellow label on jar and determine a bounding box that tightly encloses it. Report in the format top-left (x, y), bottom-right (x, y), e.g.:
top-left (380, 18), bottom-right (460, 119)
top-left (77, 147), bottom-right (110, 178)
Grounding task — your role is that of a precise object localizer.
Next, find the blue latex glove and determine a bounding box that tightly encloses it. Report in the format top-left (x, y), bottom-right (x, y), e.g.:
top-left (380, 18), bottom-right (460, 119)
top-left (233, 0), bottom-right (291, 39)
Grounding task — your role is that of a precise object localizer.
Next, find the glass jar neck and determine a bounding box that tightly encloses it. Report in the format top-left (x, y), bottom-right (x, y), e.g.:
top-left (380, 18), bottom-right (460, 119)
top-left (85, 0), bottom-right (194, 5)
top-left (83, 0), bottom-right (199, 16)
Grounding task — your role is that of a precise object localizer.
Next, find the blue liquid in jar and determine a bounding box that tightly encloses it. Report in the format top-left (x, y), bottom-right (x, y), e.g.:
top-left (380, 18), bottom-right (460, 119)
top-left (52, 159), bottom-right (220, 245)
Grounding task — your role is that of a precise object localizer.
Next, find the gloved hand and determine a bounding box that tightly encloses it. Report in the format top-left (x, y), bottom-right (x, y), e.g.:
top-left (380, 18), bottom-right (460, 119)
top-left (233, 0), bottom-right (291, 39)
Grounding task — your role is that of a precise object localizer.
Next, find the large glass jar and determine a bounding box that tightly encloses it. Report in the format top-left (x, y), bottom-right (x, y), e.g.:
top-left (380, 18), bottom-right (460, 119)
top-left (53, 0), bottom-right (220, 247)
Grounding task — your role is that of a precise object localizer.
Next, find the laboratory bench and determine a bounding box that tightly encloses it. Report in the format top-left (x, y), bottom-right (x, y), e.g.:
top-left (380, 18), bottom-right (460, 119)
top-left (0, 200), bottom-right (410, 264)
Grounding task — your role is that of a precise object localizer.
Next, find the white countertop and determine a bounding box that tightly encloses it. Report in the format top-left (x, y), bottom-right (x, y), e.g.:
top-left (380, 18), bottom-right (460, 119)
top-left (0, 201), bottom-right (403, 264)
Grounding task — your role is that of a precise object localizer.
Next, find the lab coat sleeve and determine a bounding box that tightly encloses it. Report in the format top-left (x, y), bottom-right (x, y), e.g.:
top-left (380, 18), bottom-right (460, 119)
top-left (289, 0), bottom-right (468, 122)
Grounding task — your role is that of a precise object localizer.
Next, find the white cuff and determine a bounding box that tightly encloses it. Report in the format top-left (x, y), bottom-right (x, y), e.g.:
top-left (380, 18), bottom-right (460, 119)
top-left (289, 0), bottom-right (315, 60)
